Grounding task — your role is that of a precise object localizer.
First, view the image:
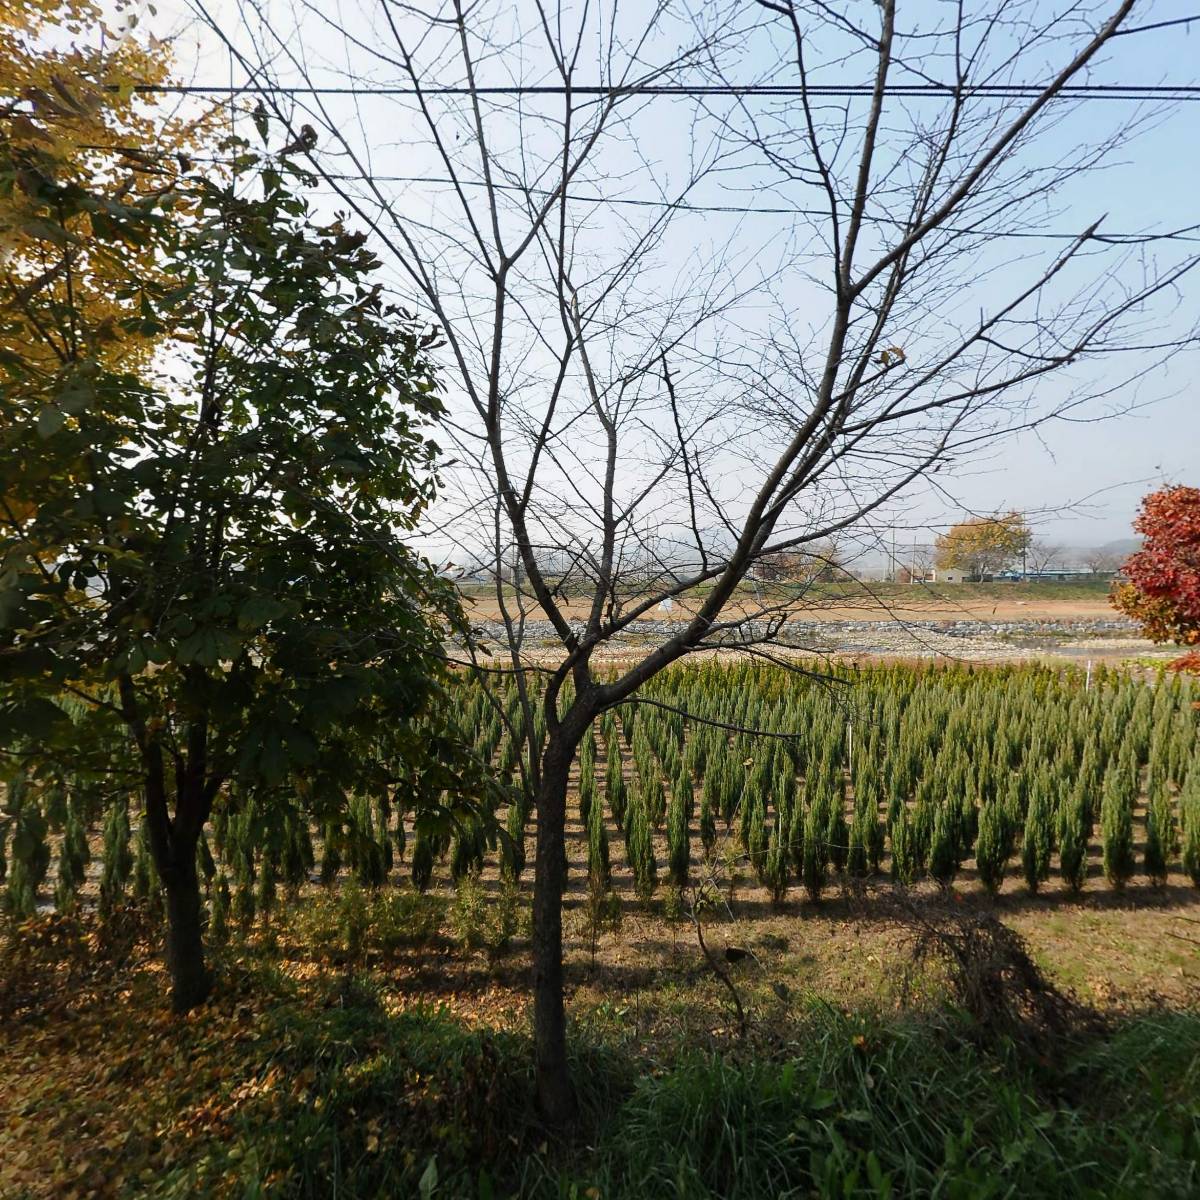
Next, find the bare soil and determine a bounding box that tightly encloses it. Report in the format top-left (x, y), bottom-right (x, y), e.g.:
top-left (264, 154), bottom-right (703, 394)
top-left (461, 581), bottom-right (1119, 625)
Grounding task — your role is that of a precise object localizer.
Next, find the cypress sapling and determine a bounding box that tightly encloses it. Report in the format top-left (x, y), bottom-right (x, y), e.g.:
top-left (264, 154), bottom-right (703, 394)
top-left (929, 801), bottom-right (959, 890)
top-left (974, 800), bottom-right (1008, 895)
top-left (1100, 768), bottom-right (1136, 890)
top-left (1021, 791), bottom-right (1052, 894)
top-left (587, 777), bottom-right (612, 890)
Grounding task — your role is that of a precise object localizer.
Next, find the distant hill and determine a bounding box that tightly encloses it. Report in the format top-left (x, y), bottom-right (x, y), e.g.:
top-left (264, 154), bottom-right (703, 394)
top-left (1097, 537), bottom-right (1141, 556)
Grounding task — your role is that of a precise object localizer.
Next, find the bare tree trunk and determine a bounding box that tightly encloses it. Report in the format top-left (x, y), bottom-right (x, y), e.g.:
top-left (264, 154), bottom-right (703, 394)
top-left (131, 708), bottom-right (212, 1015)
top-left (532, 727), bottom-right (580, 1124)
top-left (163, 849), bottom-right (210, 1013)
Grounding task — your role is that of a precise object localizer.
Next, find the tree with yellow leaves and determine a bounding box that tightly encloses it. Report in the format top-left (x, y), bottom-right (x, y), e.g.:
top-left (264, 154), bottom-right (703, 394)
top-left (934, 512), bottom-right (1032, 581)
top-left (1, 0), bottom-right (206, 374)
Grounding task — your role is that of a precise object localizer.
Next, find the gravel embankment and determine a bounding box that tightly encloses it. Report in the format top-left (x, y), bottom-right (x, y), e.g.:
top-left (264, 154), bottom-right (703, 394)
top-left (468, 616), bottom-right (1147, 662)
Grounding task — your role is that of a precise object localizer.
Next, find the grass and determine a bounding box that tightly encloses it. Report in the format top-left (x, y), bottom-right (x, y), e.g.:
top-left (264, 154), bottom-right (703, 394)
top-left (2, 898), bottom-right (1198, 1200)
top-left (587, 1007), bottom-right (1199, 1199)
top-left (754, 578), bottom-right (1116, 606)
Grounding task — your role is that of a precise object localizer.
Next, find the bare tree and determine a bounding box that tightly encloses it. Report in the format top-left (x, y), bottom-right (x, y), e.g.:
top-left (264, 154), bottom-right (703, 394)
top-left (1027, 541), bottom-right (1065, 576)
top-left (755, 539), bottom-right (844, 584)
top-left (900, 543), bottom-right (935, 585)
top-left (195, 0), bottom-right (1199, 1119)
top-left (1081, 547), bottom-right (1126, 575)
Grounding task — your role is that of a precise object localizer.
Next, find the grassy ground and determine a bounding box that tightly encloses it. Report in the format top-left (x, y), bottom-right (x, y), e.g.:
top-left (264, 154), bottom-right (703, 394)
top-left (747, 579), bottom-right (1116, 606)
top-left (2, 887), bottom-right (1197, 1200)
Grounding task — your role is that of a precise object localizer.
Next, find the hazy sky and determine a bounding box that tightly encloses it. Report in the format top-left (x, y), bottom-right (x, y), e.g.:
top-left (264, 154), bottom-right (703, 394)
top-left (140, 1), bottom-right (1199, 552)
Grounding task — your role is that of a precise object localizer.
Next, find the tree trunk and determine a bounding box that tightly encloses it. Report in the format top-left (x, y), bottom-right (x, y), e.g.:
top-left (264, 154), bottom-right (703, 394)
top-left (532, 732), bottom-right (578, 1124)
top-left (163, 848), bottom-right (211, 1013)
top-left (120, 677), bottom-right (214, 1014)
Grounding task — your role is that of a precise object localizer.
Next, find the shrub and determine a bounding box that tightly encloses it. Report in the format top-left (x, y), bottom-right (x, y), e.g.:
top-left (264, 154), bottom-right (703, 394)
top-left (1143, 789), bottom-right (1176, 887)
top-left (411, 829), bottom-right (435, 893)
top-left (5, 786), bottom-right (50, 921)
top-left (826, 798), bottom-right (849, 875)
top-left (764, 818), bottom-right (789, 903)
top-left (1058, 791), bottom-right (1089, 895)
top-left (929, 802), bottom-right (959, 890)
top-left (606, 746), bottom-right (628, 829)
top-left (502, 800), bottom-right (526, 883)
top-left (1100, 767), bottom-right (1136, 890)
top-left (801, 802), bottom-right (828, 902)
top-left (1181, 768), bottom-right (1200, 887)
top-left (1021, 791), bottom-right (1052, 895)
top-left (588, 777), bottom-right (612, 891)
top-left (626, 790), bottom-right (657, 901)
top-left (53, 802), bottom-right (90, 914)
top-left (890, 806), bottom-right (916, 887)
top-left (208, 872), bottom-right (231, 945)
top-left (99, 796), bottom-right (133, 907)
top-left (974, 801), bottom-right (1008, 895)
top-left (698, 783), bottom-right (717, 857)
top-left (667, 775), bottom-right (690, 888)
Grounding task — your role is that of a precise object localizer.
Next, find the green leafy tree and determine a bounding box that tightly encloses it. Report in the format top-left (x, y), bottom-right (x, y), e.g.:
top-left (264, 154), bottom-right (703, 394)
top-left (0, 133), bottom-right (486, 1010)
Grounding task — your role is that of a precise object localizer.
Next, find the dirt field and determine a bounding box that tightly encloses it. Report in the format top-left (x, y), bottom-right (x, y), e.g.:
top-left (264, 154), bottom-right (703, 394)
top-left (460, 580), bottom-right (1120, 625)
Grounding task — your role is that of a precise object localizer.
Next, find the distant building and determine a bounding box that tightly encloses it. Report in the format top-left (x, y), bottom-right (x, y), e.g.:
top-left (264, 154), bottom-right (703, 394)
top-left (933, 568), bottom-right (966, 583)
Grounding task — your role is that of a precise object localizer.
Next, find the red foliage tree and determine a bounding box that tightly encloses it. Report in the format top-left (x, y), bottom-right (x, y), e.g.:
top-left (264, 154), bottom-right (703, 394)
top-left (1111, 485), bottom-right (1200, 672)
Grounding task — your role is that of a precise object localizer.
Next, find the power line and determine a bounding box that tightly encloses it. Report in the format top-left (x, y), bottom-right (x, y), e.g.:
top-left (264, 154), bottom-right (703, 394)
top-left (321, 172), bottom-right (1200, 243)
top-left (63, 139), bottom-right (1200, 246)
top-left (131, 81), bottom-right (1200, 101)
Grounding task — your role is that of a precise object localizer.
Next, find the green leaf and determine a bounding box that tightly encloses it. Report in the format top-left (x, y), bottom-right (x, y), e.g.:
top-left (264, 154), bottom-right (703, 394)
top-left (176, 629), bottom-right (220, 667)
top-left (237, 595), bottom-right (284, 631)
top-left (2, 697), bottom-right (69, 739)
top-left (57, 379), bottom-right (96, 414)
top-left (18, 215), bottom-right (70, 246)
top-left (418, 1156), bottom-right (438, 1199)
top-left (36, 406), bottom-right (66, 438)
top-left (259, 735), bottom-right (288, 786)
